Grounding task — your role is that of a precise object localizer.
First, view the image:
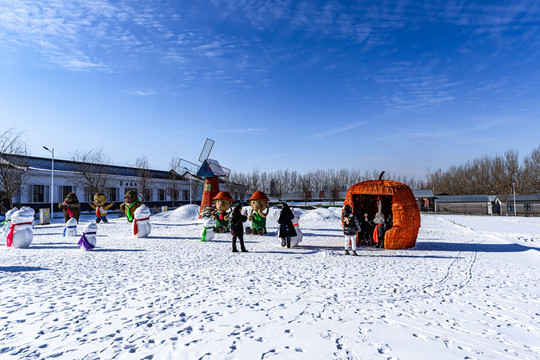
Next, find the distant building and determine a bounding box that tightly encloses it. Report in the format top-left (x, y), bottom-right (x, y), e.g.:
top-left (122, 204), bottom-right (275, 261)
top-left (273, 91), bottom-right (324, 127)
top-left (434, 195), bottom-right (492, 215)
top-left (494, 194), bottom-right (540, 216)
top-left (413, 189), bottom-right (435, 212)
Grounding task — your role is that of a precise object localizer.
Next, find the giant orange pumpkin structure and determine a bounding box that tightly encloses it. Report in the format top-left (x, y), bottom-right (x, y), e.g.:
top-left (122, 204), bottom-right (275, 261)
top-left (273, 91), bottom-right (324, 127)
top-left (344, 179), bottom-right (420, 249)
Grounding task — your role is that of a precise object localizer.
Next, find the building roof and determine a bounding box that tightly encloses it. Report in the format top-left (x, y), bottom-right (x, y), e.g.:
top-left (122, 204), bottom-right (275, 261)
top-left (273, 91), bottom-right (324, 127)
top-left (495, 194), bottom-right (540, 202)
top-left (413, 189), bottom-right (434, 198)
top-left (1, 153), bottom-right (179, 180)
top-left (435, 195), bottom-right (489, 203)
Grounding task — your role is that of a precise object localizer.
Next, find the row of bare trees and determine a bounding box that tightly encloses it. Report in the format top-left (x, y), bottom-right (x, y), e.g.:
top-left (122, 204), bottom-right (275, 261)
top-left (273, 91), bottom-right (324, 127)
top-left (425, 147), bottom-right (540, 195)
top-left (228, 169), bottom-right (426, 200)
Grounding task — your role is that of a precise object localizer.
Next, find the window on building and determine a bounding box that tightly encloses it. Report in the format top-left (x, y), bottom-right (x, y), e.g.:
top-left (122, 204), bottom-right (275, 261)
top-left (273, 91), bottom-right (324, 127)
top-left (109, 188), bottom-right (118, 202)
top-left (33, 185), bottom-right (45, 203)
top-left (61, 186), bottom-right (72, 202)
top-left (158, 189), bottom-right (165, 201)
top-left (524, 203), bottom-right (531, 211)
top-left (171, 189), bottom-right (179, 200)
top-left (144, 189), bottom-right (152, 201)
top-left (183, 190), bottom-right (189, 201)
top-left (507, 203), bottom-right (514, 212)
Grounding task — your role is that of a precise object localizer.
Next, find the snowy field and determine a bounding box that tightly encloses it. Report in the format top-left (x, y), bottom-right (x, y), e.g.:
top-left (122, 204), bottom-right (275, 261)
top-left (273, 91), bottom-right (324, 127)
top-left (1, 206), bottom-right (539, 360)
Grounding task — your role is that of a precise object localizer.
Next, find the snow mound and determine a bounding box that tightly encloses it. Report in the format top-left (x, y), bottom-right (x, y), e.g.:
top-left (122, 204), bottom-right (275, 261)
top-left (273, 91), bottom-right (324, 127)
top-left (300, 207), bottom-right (342, 223)
top-left (160, 204), bottom-right (200, 221)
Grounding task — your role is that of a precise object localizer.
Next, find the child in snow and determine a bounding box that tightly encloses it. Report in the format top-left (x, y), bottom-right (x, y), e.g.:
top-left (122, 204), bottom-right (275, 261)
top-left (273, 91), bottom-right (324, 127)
top-left (278, 203), bottom-right (297, 248)
top-left (342, 205), bottom-right (361, 256)
top-left (230, 204), bottom-right (248, 253)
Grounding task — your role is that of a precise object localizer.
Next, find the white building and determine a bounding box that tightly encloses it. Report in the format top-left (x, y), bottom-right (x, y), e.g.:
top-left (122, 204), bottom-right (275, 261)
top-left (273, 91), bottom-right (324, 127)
top-left (1, 154), bottom-right (245, 216)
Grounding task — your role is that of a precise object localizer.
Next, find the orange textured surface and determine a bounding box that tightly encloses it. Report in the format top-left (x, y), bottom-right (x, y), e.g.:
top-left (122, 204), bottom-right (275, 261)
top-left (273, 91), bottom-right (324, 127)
top-left (344, 180), bottom-right (421, 249)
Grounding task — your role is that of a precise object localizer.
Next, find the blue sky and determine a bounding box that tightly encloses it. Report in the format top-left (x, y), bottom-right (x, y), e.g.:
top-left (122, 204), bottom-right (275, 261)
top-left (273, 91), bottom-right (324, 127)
top-left (1, 1), bottom-right (539, 180)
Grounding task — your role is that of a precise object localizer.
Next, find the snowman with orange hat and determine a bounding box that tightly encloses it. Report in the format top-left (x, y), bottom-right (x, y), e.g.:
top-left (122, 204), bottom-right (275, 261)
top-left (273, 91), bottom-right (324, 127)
top-left (245, 191), bottom-right (270, 235)
top-left (212, 191), bottom-right (234, 233)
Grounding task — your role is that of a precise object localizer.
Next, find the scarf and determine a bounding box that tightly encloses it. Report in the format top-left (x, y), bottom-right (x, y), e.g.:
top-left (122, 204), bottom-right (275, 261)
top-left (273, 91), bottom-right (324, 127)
top-left (133, 217), bottom-right (149, 235)
top-left (201, 225), bottom-right (214, 242)
top-left (373, 224), bottom-right (383, 244)
top-left (78, 232), bottom-right (97, 250)
top-left (63, 225), bottom-right (77, 237)
top-left (6, 222), bottom-right (33, 247)
top-left (125, 200), bottom-right (139, 222)
top-left (63, 202), bottom-right (74, 218)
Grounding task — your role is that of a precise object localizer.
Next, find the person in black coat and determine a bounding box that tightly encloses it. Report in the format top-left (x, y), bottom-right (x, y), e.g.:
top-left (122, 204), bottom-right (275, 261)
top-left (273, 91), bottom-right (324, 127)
top-left (361, 213), bottom-right (374, 245)
top-left (230, 204), bottom-right (248, 252)
top-left (343, 205), bottom-right (362, 256)
top-left (278, 203), bottom-right (297, 248)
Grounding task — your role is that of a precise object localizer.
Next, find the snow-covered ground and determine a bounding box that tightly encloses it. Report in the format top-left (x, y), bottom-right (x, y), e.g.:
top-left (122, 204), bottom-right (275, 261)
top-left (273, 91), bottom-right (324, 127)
top-left (1, 206), bottom-right (539, 360)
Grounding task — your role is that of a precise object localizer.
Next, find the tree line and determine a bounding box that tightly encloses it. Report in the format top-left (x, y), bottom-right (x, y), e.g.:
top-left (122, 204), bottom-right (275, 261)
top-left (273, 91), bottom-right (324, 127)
top-left (425, 147), bottom-right (540, 195)
top-left (228, 169), bottom-right (426, 201)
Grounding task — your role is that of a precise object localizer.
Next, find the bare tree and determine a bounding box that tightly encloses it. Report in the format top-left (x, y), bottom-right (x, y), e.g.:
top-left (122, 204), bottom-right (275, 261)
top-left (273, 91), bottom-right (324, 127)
top-left (136, 155), bottom-right (152, 202)
top-left (71, 148), bottom-right (112, 200)
top-left (166, 155), bottom-right (182, 207)
top-left (0, 128), bottom-right (29, 208)
top-left (524, 146), bottom-right (540, 193)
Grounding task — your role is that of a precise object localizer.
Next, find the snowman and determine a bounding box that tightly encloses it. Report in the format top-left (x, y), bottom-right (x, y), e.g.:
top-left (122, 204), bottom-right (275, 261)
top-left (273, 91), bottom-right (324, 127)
top-left (6, 207), bottom-right (35, 248)
top-left (78, 222), bottom-right (98, 251)
top-left (290, 211), bottom-right (303, 247)
top-left (1, 207), bottom-right (18, 239)
top-left (133, 204), bottom-right (151, 238)
top-left (201, 218), bottom-right (216, 242)
top-left (63, 217), bottom-right (78, 237)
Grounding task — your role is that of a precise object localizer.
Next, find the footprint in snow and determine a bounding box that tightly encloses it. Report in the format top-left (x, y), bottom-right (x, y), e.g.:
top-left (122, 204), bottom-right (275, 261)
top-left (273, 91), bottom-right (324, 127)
top-left (377, 344), bottom-right (391, 354)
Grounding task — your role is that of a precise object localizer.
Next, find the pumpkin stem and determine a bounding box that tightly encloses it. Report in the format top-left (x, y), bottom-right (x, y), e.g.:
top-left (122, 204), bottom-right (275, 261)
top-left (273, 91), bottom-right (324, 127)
top-left (378, 171), bottom-right (385, 180)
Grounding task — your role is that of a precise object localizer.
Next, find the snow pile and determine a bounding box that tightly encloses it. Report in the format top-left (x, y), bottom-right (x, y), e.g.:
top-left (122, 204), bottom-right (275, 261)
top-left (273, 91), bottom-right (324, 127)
top-left (299, 207), bottom-right (342, 224)
top-left (159, 204), bottom-right (200, 221)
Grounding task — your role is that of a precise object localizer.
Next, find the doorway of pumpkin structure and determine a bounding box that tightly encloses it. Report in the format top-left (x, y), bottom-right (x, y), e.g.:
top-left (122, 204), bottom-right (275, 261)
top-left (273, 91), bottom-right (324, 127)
top-left (352, 194), bottom-right (393, 245)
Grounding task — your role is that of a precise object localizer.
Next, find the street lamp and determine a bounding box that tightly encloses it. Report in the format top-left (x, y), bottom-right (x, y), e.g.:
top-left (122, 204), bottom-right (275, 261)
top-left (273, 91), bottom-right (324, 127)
top-left (512, 181), bottom-right (517, 216)
top-left (43, 146), bottom-right (54, 221)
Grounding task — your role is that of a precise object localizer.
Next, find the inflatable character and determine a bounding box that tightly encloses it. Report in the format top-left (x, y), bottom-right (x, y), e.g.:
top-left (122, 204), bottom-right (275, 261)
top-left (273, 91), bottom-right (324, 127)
top-left (89, 193), bottom-right (114, 223)
top-left (1, 207), bottom-right (18, 239)
top-left (133, 204), bottom-right (151, 238)
top-left (246, 191), bottom-right (270, 235)
top-left (63, 217), bottom-right (78, 237)
top-left (119, 190), bottom-right (142, 222)
top-left (78, 222), bottom-right (98, 251)
top-left (5, 207), bottom-right (34, 248)
top-left (290, 210), bottom-right (303, 247)
top-left (58, 192), bottom-right (81, 223)
top-left (201, 218), bottom-right (216, 242)
top-left (212, 191), bottom-right (234, 233)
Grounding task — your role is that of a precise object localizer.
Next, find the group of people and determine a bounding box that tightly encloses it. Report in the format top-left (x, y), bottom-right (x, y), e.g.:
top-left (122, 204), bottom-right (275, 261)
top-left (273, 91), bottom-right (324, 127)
top-left (227, 203), bottom-right (298, 253)
top-left (342, 204), bottom-right (393, 255)
top-left (225, 202), bottom-right (392, 255)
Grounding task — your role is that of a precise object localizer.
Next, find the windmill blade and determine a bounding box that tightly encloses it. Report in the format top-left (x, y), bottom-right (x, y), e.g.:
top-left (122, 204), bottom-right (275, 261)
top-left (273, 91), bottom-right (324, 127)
top-left (207, 159), bottom-right (231, 177)
top-left (198, 138), bottom-right (215, 163)
top-left (178, 158), bottom-right (200, 175)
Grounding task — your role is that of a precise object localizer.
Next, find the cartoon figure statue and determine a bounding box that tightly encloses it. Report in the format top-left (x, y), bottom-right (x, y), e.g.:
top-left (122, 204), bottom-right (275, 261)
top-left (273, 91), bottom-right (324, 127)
top-left (119, 190), bottom-right (142, 222)
top-left (5, 207), bottom-right (34, 248)
top-left (63, 217), bottom-right (78, 237)
top-left (290, 210), bottom-right (303, 247)
top-left (212, 191), bottom-right (234, 233)
top-left (58, 192), bottom-right (81, 223)
top-left (201, 218), bottom-right (216, 242)
top-left (89, 193), bottom-right (114, 223)
top-left (245, 191), bottom-right (270, 235)
top-left (1, 207), bottom-right (18, 238)
top-left (78, 222), bottom-right (98, 251)
top-left (133, 204), bottom-right (151, 238)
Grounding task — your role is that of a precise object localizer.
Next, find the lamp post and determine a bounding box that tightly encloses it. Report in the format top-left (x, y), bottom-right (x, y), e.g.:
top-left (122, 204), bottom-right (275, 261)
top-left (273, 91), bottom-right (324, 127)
top-left (43, 146), bottom-right (54, 221)
top-left (512, 181), bottom-right (517, 216)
